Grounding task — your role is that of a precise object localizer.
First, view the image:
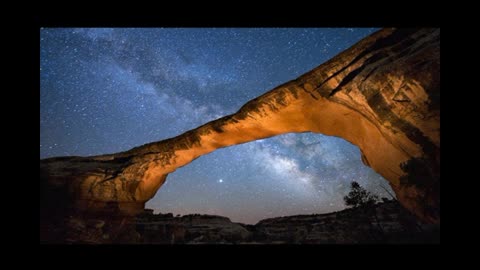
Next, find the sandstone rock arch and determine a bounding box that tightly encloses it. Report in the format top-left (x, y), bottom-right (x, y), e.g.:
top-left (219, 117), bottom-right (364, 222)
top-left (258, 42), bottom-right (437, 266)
top-left (40, 28), bottom-right (440, 232)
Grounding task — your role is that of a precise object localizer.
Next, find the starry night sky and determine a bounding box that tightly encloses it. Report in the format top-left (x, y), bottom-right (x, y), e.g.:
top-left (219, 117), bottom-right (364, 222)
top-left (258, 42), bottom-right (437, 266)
top-left (40, 28), bottom-right (395, 224)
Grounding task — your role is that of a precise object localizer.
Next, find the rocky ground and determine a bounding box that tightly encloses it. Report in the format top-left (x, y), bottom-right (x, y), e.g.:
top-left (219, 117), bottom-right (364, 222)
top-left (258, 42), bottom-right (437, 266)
top-left (42, 200), bottom-right (438, 244)
top-left (133, 200), bottom-right (439, 244)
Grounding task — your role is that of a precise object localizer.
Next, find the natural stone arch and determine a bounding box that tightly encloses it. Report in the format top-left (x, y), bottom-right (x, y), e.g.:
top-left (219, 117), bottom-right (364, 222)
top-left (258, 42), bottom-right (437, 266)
top-left (146, 131), bottom-right (396, 223)
top-left (40, 28), bottom-right (440, 232)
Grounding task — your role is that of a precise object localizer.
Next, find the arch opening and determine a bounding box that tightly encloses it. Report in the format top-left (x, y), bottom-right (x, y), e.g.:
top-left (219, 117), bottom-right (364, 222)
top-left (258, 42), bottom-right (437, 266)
top-left (146, 132), bottom-right (395, 224)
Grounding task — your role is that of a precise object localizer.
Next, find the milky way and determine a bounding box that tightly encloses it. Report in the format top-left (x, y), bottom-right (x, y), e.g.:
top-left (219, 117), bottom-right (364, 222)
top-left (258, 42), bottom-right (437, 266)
top-left (40, 28), bottom-right (394, 224)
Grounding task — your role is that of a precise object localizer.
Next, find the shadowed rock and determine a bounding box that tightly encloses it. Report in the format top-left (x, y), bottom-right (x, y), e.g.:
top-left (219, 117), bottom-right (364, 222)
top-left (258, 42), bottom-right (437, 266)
top-left (136, 201), bottom-right (439, 244)
top-left (40, 28), bottom-right (440, 242)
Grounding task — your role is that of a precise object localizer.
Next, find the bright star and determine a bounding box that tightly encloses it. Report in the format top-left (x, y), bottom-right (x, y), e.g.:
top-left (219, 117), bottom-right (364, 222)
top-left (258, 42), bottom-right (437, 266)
top-left (218, 179), bottom-right (223, 183)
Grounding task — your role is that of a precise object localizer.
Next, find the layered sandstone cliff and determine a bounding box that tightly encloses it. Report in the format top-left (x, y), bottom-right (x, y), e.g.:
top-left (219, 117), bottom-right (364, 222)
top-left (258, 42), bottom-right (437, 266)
top-left (70, 201), bottom-right (435, 244)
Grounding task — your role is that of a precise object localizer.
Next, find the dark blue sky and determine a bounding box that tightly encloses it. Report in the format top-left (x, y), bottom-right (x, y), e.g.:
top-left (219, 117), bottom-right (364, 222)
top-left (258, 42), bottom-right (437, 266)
top-left (40, 28), bottom-right (393, 224)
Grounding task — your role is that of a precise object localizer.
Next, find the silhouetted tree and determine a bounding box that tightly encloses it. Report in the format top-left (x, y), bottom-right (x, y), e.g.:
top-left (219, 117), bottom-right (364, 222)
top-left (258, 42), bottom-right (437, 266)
top-left (344, 181), bottom-right (384, 242)
top-left (343, 181), bottom-right (379, 208)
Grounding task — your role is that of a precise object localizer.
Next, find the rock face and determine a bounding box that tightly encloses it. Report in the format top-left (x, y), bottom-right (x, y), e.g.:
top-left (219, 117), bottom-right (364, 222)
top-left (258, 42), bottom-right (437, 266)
top-left (136, 201), bottom-right (439, 244)
top-left (136, 213), bottom-right (251, 244)
top-left (40, 28), bottom-right (440, 242)
top-left (251, 201), bottom-right (439, 244)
